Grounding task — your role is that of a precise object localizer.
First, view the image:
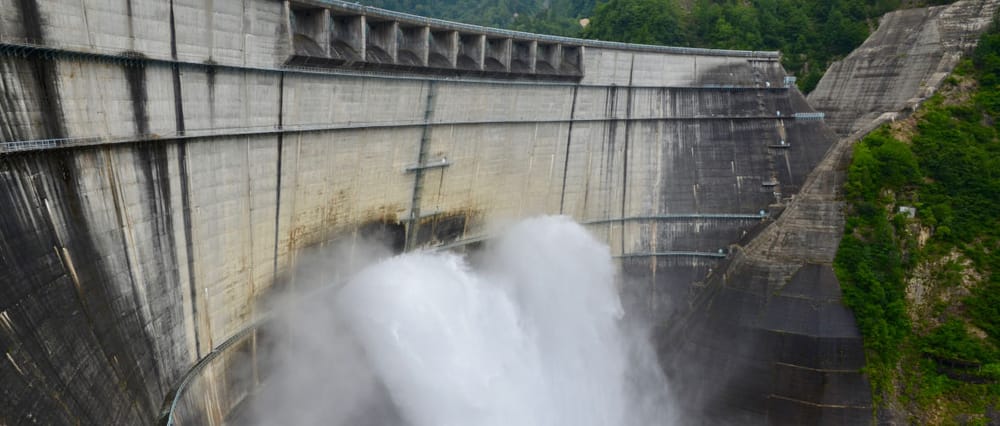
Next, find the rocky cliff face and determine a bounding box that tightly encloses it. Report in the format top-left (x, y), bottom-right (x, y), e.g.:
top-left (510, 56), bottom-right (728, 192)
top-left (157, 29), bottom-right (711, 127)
top-left (808, 0), bottom-right (1000, 136)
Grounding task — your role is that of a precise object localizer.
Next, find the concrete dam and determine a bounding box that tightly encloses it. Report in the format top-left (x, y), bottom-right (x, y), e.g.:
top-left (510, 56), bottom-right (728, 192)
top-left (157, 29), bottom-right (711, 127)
top-left (0, 0), bottom-right (994, 424)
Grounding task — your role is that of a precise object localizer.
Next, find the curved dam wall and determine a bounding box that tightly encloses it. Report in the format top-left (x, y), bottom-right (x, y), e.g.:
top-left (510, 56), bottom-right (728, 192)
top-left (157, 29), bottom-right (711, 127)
top-left (0, 0), bottom-right (837, 424)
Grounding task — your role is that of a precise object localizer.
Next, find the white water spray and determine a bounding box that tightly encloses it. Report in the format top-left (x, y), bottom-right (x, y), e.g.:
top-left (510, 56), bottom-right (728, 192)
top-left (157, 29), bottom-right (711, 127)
top-left (337, 216), bottom-right (672, 426)
top-left (249, 216), bottom-right (675, 425)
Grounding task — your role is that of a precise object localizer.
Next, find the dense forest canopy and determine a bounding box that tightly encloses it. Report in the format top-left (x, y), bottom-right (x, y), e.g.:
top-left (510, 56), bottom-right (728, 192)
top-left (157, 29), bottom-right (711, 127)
top-left (356, 0), bottom-right (599, 36)
top-left (582, 0), bottom-right (957, 91)
top-left (357, 0), bottom-right (956, 92)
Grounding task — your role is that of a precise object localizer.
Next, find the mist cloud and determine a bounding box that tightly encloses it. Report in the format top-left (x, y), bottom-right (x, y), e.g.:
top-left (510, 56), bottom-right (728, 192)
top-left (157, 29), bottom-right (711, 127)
top-left (245, 216), bottom-right (677, 426)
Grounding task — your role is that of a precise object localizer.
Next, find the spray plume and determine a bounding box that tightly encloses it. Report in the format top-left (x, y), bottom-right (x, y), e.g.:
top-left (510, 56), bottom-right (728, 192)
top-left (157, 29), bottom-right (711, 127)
top-left (247, 216), bottom-right (676, 425)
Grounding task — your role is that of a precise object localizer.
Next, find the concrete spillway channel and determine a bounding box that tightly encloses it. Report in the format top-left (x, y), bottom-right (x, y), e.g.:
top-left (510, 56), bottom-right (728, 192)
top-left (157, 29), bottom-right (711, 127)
top-left (16, 0), bottom-right (997, 423)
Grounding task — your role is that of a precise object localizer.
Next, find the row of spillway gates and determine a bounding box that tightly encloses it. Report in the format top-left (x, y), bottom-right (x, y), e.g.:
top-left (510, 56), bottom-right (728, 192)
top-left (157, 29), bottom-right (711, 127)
top-left (287, 0), bottom-right (585, 78)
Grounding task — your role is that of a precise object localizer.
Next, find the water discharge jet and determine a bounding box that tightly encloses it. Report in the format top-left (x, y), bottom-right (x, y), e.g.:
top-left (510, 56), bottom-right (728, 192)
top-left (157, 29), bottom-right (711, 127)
top-left (249, 216), bottom-right (676, 425)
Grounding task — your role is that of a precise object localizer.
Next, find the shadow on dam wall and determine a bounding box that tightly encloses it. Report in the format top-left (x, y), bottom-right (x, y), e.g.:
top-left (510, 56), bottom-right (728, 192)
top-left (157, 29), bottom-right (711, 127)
top-left (0, 0), bottom-right (892, 424)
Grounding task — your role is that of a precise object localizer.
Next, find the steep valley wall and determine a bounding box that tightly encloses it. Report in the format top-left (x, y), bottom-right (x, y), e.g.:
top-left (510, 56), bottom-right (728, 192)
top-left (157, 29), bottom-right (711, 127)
top-left (0, 0), bottom-right (914, 424)
top-left (657, 1), bottom-right (1000, 424)
top-left (808, 0), bottom-right (1000, 136)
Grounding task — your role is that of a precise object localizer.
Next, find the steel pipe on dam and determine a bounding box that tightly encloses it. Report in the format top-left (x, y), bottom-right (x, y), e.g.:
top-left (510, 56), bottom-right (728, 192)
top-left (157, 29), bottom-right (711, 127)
top-left (1, 0), bottom-right (859, 424)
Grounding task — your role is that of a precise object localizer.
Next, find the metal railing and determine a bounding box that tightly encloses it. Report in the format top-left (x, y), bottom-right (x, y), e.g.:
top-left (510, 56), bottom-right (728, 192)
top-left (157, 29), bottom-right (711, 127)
top-left (615, 251), bottom-right (728, 259)
top-left (1, 113), bottom-right (790, 154)
top-left (160, 315), bottom-right (269, 425)
top-left (582, 212), bottom-right (768, 225)
top-left (1, 37), bottom-right (783, 89)
top-left (0, 137), bottom-right (101, 152)
top-left (1, 0), bottom-right (779, 80)
top-left (793, 112), bottom-right (826, 120)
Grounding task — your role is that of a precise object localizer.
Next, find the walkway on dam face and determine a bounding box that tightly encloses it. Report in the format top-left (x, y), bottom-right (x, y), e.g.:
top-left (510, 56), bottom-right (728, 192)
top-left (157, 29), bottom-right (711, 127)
top-left (0, 113), bottom-right (793, 153)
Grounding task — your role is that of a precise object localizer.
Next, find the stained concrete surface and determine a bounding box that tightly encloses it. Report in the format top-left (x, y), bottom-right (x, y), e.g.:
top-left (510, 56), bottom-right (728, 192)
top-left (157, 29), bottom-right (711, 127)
top-left (0, 0), bottom-right (994, 424)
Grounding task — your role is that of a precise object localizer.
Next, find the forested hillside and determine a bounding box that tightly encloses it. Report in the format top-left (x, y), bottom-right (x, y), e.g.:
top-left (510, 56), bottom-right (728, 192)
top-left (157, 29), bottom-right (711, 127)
top-left (835, 20), bottom-right (1000, 423)
top-left (583, 0), bottom-right (956, 92)
top-left (357, 0), bottom-right (956, 92)
top-left (356, 0), bottom-right (598, 36)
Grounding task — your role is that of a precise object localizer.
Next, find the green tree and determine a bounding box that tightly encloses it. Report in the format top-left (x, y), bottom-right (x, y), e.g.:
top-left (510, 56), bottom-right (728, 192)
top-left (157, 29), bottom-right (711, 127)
top-left (582, 0), bottom-right (685, 45)
top-left (361, 0), bottom-right (961, 93)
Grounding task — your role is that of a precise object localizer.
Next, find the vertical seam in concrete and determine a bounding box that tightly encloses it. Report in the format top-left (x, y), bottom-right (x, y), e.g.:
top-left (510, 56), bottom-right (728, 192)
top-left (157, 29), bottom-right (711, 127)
top-left (102, 147), bottom-right (160, 416)
top-left (272, 72), bottom-right (284, 283)
top-left (169, 0), bottom-right (185, 134)
top-left (601, 84), bottom-right (618, 232)
top-left (18, 0), bottom-right (44, 44)
top-left (78, 0), bottom-right (94, 48)
top-left (125, 0), bottom-right (135, 51)
top-left (124, 62), bottom-right (150, 137)
top-left (168, 0), bottom-right (199, 360)
top-left (177, 141), bottom-right (200, 357)
top-left (140, 143), bottom-right (181, 397)
top-left (1, 61), bottom-right (20, 141)
top-left (245, 137), bottom-right (255, 313)
top-left (30, 57), bottom-right (66, 140)
top-left (206, 65), bottom-right (216, 126)
top-left (559, 85), bottom-right (579, 214)
top-left (620, 55), bottom-right (634, 254)
top-left (206, 0), bottom-right (215, 59)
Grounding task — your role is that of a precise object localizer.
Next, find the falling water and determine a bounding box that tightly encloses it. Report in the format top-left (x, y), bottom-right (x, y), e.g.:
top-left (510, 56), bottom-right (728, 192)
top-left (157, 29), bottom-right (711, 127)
top-left (248, 216), bottom-right (675, 425)
top-left (338, 216), bottom-right (672, 426)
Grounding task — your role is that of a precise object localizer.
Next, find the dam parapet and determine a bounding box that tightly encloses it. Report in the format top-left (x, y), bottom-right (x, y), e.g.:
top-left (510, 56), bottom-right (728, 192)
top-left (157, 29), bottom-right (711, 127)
top-left (1, 0), bottom-right (789, 154)
top-left (0, 0), bottom-right (777, 84)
